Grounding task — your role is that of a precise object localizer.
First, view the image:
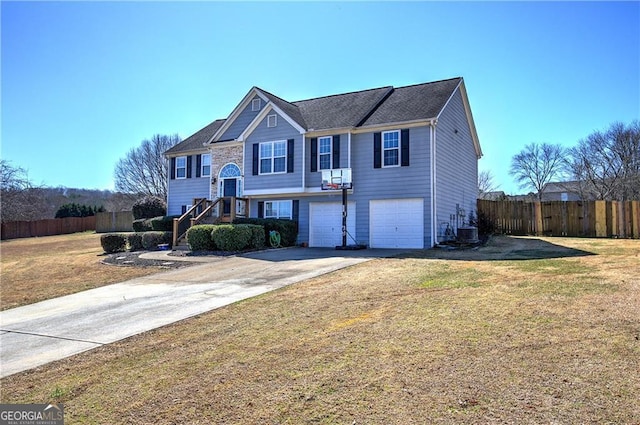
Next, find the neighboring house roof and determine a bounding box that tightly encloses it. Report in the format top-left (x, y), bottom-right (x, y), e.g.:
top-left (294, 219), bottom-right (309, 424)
top-left (543, 181), bottom-right (583, 193)
top-left (165, 119), bottom-right (226, 155)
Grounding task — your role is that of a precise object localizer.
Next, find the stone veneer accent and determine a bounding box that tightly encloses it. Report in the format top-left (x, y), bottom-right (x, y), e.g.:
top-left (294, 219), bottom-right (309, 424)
top-left (210, 144), bottom-right (244, 192)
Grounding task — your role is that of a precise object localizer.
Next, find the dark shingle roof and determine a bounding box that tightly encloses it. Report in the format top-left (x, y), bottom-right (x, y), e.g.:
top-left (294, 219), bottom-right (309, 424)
top-left (165, 119), bottom-right (226, 155)
top-left (360, 78), bottom-right (462, 127)
top-left (258, 88), bottom-right (308, 130)
top-left (174, 77), bottom-right (464, 150)
top-left (292, 86), bottom-right (393, 131)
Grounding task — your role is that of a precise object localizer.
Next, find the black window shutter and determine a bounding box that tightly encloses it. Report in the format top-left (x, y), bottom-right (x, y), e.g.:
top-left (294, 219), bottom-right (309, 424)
top-left (292, 200), bottom-right (299, 232)
top-left (170, 157), bottom-right (176, 180)
top-left (332, 135), bottom-right (340, 169)
top-left (181, 205), bottom-right (187, 214)
top-left (287, 139), bottom-right (294, 173)
top-left (186, 156), bottom-right (193, 178)
top-left (373, 132), bottom-right (382, 169)
top-left (252, 144), bottom-right (259, 175)
top-left (258, 201), bottom-right (264, 218)
top-left (310, 137), bottom-right (318, 172)
top-left (401, 129), bottom-right (410, 167)
top-left (196, 154), bottom-right (202, 178)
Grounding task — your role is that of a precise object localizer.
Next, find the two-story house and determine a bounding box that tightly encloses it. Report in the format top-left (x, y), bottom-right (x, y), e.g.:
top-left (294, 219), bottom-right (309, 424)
top-left (164, 77), bottom-right (482, 249)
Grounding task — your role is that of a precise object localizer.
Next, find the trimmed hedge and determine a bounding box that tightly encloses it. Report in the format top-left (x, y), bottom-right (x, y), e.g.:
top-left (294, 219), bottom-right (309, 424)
top-left (141, 231), bottom-right (172, 251)
top-left (212, 224), bottom-right (252, 252)
top-left (101, 233), bottom-right (127, 253)
top-left (132, 196), bottom-right (166, 220)
top-left (233, 218), bottom-right (298, 247)
top-left (187, 225), bottom-right (217, 251)
top-left (150, 215), bottom-right (178, 231)
top-left (127, 233), bottom-right (144, 252)
top-left (132, 219), bottom-right (152, 232)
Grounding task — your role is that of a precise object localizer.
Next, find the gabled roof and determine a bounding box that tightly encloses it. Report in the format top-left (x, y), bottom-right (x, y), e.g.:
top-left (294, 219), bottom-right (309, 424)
top-left (165, 119), bottom-right (225, 156)
top-left (170, 77), bottom-right (479, 154)
top-left (258, 88), bottom-right (307, 130)
top-left (360, 78), bottom-right (462, 127)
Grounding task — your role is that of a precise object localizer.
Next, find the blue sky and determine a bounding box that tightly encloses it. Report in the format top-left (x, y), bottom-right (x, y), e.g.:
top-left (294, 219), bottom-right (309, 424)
top-left (2, 1), bottom-right (639, 194)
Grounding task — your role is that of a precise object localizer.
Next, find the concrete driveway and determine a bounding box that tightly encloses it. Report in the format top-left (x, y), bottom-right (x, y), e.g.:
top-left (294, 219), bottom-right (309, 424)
top-left (0, 248), bottom-right (405, 378)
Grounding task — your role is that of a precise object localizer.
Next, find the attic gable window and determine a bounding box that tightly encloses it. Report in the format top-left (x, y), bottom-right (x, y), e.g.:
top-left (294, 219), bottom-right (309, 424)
top-left (252, 98), bottom-right (261, 111)
top-left (267, 114), bottom-right (277, 128)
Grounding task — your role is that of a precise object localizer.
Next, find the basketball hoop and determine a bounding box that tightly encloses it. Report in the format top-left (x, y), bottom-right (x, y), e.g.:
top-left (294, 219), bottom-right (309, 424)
top-left (321, 168), bottom-right (352, 191)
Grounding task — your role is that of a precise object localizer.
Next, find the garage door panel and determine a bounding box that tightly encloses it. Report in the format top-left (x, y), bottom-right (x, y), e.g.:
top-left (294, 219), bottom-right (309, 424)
top-left (309, 202), bottom-right (356, 247)
top-left (370, 199), bottom-right (424, 249)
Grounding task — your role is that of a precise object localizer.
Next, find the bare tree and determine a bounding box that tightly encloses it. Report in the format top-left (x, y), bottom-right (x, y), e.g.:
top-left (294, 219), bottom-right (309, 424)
top-left (0, 160), bottom-right (49, 222)
top-left (478, 169), bottom-right (499, 197)
top-left (509, 143), bottom-right (566, 201)
top-left (566, 121), bottom-right (640, 200)
top-left (114, 134), bottom-right (181, 200)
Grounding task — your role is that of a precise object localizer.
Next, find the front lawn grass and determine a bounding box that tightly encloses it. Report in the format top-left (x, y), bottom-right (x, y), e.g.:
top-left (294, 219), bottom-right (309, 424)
top-left (0, 232), bottom-right (164, 310)
top-left (1, 236), bottom-right (639, 423)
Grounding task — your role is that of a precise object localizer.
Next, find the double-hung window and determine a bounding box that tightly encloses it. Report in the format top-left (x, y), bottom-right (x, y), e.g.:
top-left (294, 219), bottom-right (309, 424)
top-left (382, 131), bottom-right (400, 167)
top-left (176, 156), bottom-right (187, 178)
top-left (259, 140), bottom-right (287, 174)
top-left (265, 200), bottom-right (292, 219)
top-left (201, 154), bottom-right (211, 177)
top-left (318, 136), bottom-right (332, 170)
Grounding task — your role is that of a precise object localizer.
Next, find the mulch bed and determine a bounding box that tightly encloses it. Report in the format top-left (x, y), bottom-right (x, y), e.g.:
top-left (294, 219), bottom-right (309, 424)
top-left (101, 251), bottom-right (198, 269)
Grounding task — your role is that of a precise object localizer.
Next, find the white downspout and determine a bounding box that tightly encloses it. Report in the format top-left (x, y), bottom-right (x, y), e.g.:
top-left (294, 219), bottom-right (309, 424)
top-left (430, 119), bottom-right (438, 246)
top-left (348, 132), bottom-right (352, 168)
top-left (301, 132), bottom-right (306, 192)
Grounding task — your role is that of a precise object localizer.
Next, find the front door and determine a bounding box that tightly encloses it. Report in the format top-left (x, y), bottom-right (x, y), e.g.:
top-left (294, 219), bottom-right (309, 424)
top-left (223, 178), bottom-right (237, 215)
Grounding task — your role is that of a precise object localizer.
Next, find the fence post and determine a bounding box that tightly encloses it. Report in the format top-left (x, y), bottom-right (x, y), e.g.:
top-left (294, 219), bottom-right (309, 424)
top-left (595, 200), bottom-right (607, 237)
top-left (534, 202), bottom-right (543, 236)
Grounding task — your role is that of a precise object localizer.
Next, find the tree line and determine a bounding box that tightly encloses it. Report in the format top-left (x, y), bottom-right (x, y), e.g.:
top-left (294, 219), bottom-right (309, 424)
top-left (481, 120), bottom-right (639, 201)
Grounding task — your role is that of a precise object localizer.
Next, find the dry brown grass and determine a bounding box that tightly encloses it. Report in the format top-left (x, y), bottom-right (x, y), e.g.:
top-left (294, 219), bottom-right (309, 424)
top-left (0, 232), bottom-right (162, 310)
top-left (1, 236), bottom-right (639, 424)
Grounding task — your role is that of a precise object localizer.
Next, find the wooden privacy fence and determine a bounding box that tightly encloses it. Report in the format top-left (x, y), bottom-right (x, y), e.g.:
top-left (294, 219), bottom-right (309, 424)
top-left (477, 199), bottom-right (640, 239)
top-left (95, 211), bottom-right (134, 233)
top-left (1, 216), bottom-right (96, 240)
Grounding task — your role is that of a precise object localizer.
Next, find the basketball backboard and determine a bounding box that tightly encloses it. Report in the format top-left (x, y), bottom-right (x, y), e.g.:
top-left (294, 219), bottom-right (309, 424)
top-left (321, 168), bottom-right (352, 190)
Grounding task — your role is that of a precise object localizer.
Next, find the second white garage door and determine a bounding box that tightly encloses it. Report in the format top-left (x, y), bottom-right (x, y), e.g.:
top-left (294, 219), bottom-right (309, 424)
top-left (370, 198), bottom-right (424, 249)
top-left (309, 202), bottom-right (356, 247)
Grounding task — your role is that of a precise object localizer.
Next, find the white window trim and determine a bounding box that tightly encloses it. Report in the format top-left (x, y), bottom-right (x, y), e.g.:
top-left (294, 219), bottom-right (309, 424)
top-left (251, 98), bottom-right (261, 111)
top-left (267, 114), bottom-right (277, 128)
top-left (382, 130), bottom-right (400, 168)
top-left (264, 200), bottom-right (293, 219)
top-left (201, 153), bottom-right (211, 177)
top-left (318, 136), bottom-right (332, 171)
top-left (259, 140), bottom-right (287, 175)
top-left (176, 156), bottom-right (187, 179)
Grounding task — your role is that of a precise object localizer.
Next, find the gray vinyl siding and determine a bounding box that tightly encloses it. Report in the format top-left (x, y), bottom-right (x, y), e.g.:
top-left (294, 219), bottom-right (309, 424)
top-left (244, 111), bottom-right (303, 192)
top-left (304, 133), bottom-right (350, 189)
top-left (350, 125), bottom-right (433, 247)
top-left (167, 155), bottom-right (211, 215)
top-left (434, 87), bottom-right (478, 241)
top-left (219, 95), bottom-right (264, 141)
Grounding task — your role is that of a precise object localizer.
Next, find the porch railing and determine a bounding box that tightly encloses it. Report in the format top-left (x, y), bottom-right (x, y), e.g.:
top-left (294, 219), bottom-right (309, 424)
top-left (172, 197), bottom-right (249, 247)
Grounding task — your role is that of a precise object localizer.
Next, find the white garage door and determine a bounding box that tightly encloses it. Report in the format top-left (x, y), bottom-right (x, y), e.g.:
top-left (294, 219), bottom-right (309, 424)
top-left (370, 199), bottom-right (424, 249)
top-left (309, 202), bottom-right (356, 247)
